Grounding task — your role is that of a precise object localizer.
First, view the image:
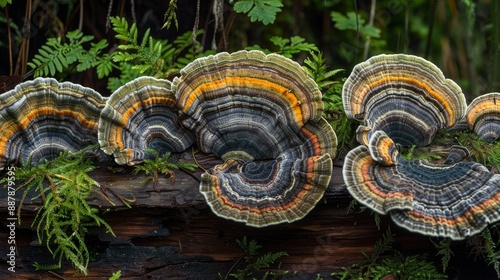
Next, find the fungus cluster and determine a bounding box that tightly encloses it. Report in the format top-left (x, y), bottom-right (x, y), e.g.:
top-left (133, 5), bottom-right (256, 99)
top-left (4, 51), bottom-right (497, 235)
top-left (0, 50), bottom-right (337, 228)
top-left (172, 50), bottom-right (337, 227)
top-left (342, 54), bottom-right (500, 240)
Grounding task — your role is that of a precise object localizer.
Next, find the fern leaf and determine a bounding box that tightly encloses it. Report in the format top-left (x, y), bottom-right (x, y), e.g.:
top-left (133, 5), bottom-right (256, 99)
top-left (112, 52), bottom-right (136, 62)
top-left (16, 150), bottom-right (114, 275)
top-left (110, 17), bottom-right (135, 44)
top-left (109, 270), bottom-right (122, 280)
top-left (33, 262), bottom-right (61, 271)
top-left (140, 28), bottom-right (151, 49)
top-left (430, 237), bottom-right (453, 273)
top-left (66, 29), bottom-right (83, 40)
top-left (27, 29), bottom-right (110, 78)
top-left (481, 228), bottom-right (500, 277)
top-left (131, 65), bottom-right (152, 73)
top-left (253, 251), bottom-right (288, 270)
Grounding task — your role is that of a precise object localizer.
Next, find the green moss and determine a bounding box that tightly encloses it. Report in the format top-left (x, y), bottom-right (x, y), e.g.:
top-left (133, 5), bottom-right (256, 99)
top-left (7, 148), bottom-right (114, 275)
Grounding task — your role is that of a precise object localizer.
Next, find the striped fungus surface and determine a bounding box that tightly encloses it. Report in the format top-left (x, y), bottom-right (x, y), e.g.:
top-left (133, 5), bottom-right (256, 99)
top-left (0, 77), bottom-right (105, 168)
top-left (343, 144), bottom-right (500, 240)
top-left (173, 50), bottom-right (337, 227)
top-left (98, 76), bottom-right (194, 165)
top-left (3, 52), bottom-right (498, 234)
top-left (466, 92), bottom-right (500, 143)
top-left (342, 54), bottom-right (466, 147)
top-left (0, 51), bottom-right (337, 228)
top-left (343, 54), bottom-right (500, 240)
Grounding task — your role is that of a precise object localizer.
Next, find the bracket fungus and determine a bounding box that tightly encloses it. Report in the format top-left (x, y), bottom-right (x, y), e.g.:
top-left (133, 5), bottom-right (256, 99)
top-left (343, 54), bottom-right (500, 240)
top-left (444, 145), bottom-right (470, 165)
top-left (98, 76), bottom-right (194, 165)
top-left (343, 144), bottom-right (500, 240)
top-left (466, 92), bottom-right (500, 142)
top-left (342, 54), bottom-right (467, 147)
top-left (0, 77), bottom-right (105, 168)
top-left (173, 50), bottom-right (337, 227)
top-left (367, 130), bottom-right (399, 166)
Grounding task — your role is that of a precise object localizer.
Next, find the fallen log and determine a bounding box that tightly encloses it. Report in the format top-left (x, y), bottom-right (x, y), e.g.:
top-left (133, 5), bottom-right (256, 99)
top-left (0, 152), bottom-right (495, 279)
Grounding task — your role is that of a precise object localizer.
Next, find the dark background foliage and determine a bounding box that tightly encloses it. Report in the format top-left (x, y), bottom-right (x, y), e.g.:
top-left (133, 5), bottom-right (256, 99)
top-left (0, 0), bottom-right (497, 100)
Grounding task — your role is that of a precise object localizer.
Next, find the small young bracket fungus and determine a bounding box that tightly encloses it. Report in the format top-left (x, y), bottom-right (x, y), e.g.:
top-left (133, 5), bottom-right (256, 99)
top-left (0, 77), bottom-right (106, 168)
top-left (343, 145), bottom-right (500, 240)
top-left (466, 92), bottom-right (500, 142)
top-left (444, 145), bottom-right (470, 164)
top-left (98, 76), bottom-right (194, 165)
top-left (367, 130), bottom-right (399, 166)
top-left (342, 54), bottom-right (467, 146)
top-left (173, 50), bottom-right (336, 227)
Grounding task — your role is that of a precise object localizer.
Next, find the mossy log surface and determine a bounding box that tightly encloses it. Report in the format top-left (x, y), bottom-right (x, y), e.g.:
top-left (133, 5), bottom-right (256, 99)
top-left (0, 151), bottom-right (488, 279)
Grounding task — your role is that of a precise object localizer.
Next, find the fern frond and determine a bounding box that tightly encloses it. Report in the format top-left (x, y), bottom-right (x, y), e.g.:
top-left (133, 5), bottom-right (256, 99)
top-left (303, 51), bottom-right (354, 153)
top-left (33, 262), bottom-right (61, 271)
top-left (27, 37), bottom-right (71, 77)
top-left (370, 227), bottom-right (395, 262)
top-left (109, 270), bottom-right (122, 280)
top-left (430, 237), bottom-right (453, 273)
top-left (27, 29), bottom-right (111, 79)
top-left (304, 51), bottom-right (344, 95)
top-left (230, 236), bottom-right (288, 279)
top-left (246, 36), bottom-right (317, 58)
top-left (370, 254), bottom-right (447, 280)
top-left (454, 131), bottom-right (500, 171)
top-left (253, 251), bottom-right (289, 270)
top-left (270, 36), bottom-right (318, 58)
top-left (110, 16), bottom-right (136, 44)
top-left (133, 149), bottom-right (197, 191)
top-left (304, 51), bottom-right (344, 102)
top-left (482, 228), bottom-right (500, 277)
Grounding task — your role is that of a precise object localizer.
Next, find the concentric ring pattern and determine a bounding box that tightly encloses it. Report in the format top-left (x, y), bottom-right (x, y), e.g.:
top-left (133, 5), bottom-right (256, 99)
top-left (466, 92), bottom-right (500, 143)
top-left (173, 50), bottom-right (337, 227)
top-left (98, 76), bottom-right (194, 165)
top-left (0, 77), bottom-right (105, 168)
top-left (343, 54), bottom-right (500, 240)
top-left (342, 54), bottom-right (467, 146)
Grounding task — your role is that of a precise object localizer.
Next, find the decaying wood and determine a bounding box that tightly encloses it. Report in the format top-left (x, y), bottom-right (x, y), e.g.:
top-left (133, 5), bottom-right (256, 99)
top-left (0, 152), bottom-right (489, 279)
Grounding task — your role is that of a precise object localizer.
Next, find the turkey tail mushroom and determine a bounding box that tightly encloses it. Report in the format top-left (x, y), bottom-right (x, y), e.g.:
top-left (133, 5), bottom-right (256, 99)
top-left (343, 144), bottom-right (500, 240)
top-left (98, 76), bottom-right (194, 165)
top-left (173, 50), bottom-right (337, 227)
top-left (342, 55), bottom-right (500, 240)
top-left (367, 130), bottom-right (399, 166)
top-left (0, 77), bottom-right (106, 168)
top-left (199, 118), bottom-right (336, 227)
top-left (342, 54), bottom-right (467, 146)
top-left (466, 92), bottom-right (500, 143)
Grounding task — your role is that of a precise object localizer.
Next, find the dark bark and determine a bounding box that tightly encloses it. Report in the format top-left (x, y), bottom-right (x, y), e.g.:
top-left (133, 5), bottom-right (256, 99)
top-left (0, 152), bottom-right (461, 279)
